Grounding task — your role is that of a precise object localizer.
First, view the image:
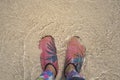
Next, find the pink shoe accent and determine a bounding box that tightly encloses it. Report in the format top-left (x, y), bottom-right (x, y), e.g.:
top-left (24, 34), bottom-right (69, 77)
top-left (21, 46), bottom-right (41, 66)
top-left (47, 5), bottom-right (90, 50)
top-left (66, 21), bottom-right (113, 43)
top-left (39, 35), bottom-right (58, 77)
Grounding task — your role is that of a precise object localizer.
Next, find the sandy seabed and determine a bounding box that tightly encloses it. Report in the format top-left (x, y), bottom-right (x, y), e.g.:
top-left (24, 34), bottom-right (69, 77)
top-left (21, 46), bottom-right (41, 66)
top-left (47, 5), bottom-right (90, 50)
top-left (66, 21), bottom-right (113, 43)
top-left (0, 0), bottom-right (120, 80)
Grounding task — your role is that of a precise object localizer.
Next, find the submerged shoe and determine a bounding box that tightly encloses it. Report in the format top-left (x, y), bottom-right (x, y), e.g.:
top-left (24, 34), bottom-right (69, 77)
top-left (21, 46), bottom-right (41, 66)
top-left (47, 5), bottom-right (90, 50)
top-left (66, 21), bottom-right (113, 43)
top-left (64, 36), bottom-right (86, 77)
top-left (39, 35), bottom-right (58, 77)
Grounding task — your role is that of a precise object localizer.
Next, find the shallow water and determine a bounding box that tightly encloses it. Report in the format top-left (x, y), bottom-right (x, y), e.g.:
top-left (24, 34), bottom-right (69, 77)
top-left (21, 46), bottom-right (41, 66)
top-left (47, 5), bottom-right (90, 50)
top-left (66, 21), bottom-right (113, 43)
top-left (0, 0), bottom-right (120, 80)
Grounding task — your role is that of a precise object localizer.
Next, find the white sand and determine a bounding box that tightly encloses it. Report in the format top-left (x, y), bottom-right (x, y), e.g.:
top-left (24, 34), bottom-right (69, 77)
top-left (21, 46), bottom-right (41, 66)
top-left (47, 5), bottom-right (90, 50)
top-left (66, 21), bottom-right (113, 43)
top-left (0, 0), bottom-right (120, 80)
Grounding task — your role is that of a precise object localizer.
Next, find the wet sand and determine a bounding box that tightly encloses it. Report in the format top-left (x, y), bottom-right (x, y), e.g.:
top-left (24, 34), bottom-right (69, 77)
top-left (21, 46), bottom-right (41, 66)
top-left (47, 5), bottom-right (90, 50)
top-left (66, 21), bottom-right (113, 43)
top-left (0, 0), bottom-right (120, 80)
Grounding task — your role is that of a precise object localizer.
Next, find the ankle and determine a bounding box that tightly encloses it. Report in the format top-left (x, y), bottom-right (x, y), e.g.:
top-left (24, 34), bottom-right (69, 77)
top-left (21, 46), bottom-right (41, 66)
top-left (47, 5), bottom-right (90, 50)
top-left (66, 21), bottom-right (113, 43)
top-left (45, 65), bottom-right (56, 76)
top-left (65, 64), bottom-right (75, 74)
